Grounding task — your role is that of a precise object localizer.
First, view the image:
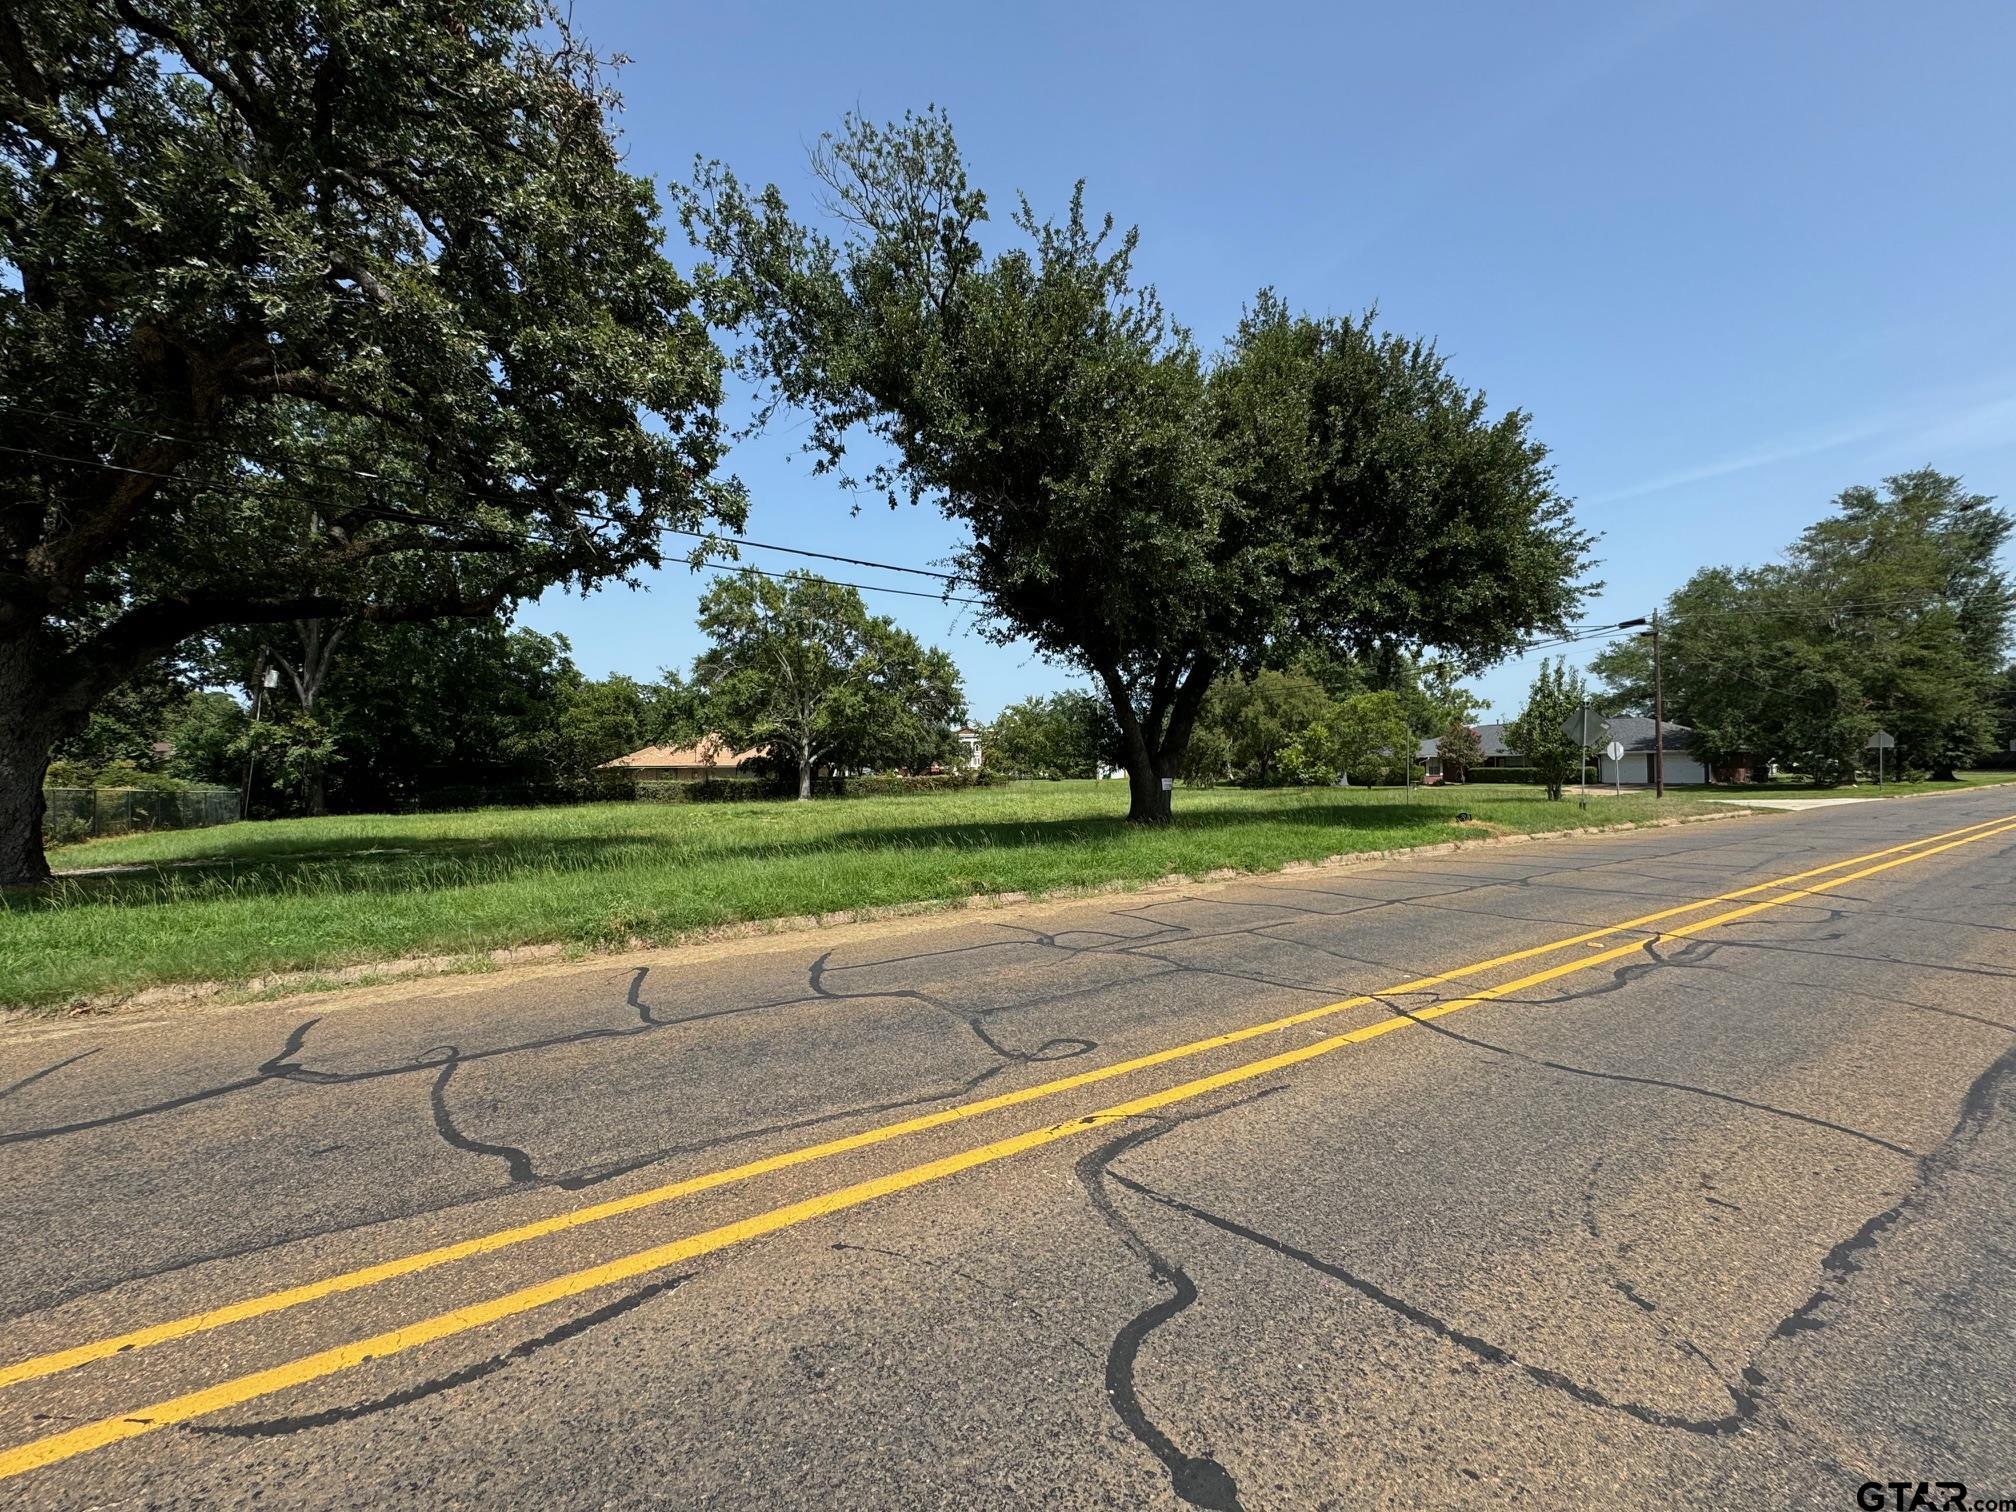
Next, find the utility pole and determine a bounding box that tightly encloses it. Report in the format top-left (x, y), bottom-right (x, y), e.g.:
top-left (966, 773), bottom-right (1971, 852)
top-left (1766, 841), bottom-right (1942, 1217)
top-left (1616, 614), bottom-right (1665, 797)
top-left (1650, 610), bottom-right (1665, 799)
top-left (1577, 700), bottom-right (1589, 810)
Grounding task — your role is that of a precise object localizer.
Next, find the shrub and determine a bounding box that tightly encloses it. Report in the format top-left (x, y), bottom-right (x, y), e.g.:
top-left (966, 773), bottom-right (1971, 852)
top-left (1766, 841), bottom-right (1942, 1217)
top-left (44, 814), bottom-right (92, 846)
top-left (842, 771), bottom-right (980, 796)
top-left (1462, 766), bottom-right (1545, 784)
top-left (634, 778), bottom-right (769, 804)
top-left (43, 759), bottom-right (195, 792)
top-left (633, 771), bottom-right (984, 803)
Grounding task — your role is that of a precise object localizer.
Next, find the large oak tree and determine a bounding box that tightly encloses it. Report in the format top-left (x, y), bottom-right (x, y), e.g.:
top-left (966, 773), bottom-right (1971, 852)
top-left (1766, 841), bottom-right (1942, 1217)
top-left (681, 110), bottom-right (1592, 821)
top-left (0, 0), bottom-right (740, 881)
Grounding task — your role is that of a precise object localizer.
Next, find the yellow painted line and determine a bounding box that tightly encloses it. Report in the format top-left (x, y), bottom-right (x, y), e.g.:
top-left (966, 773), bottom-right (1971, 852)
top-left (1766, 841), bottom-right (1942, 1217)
top-left (1, 817), bottom-right (2009, 1483)
top-left (1, 809), bottom-right (2011, 1399)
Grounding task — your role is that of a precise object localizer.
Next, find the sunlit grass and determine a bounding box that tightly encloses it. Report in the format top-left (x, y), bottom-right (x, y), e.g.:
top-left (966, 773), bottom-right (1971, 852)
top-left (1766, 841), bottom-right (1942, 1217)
top-left (1720, 771), bottom-right (2016, 799)
top-left (2, 781), bottom-right (1735, 1008)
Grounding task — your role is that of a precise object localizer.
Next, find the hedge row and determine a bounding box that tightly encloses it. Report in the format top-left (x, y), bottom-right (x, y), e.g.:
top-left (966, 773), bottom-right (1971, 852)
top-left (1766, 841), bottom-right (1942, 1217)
top-left (1452, 766), bottom-right (1544, 784)
top-left (632, 770), bottom-right (990, 804)
top-left (634, 777), bottom-right (771, 804)
top-left (395, 778), bottom-right (632, 811)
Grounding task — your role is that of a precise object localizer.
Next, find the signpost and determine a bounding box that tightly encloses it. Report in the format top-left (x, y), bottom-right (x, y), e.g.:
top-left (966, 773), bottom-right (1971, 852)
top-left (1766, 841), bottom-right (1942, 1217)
top-left (1866, 729), bottom-right (1895, 787)
top-left (1605, 739), bottom-right (1625, 794)
top-left (1561, 707), bottom-right (1610, 747)
top-left (1561, 707), bottom-right (1610, 805)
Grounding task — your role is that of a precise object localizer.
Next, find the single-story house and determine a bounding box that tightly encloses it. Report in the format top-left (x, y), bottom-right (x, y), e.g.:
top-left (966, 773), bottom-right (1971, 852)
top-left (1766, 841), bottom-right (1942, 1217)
top-left (1418, 719), bottom-right (1710, 786)
top-left (1416, 722), bottom-right (1526, 781)
top-left (1593, 716), bottom-right (1708, 787)
top-left (598, 734), bottom-right (767, 780)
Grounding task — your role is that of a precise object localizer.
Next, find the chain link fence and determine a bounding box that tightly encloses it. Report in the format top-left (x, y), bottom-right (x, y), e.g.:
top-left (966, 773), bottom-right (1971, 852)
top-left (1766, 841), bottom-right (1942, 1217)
top-left (43, 787), bottom-right (239, 842)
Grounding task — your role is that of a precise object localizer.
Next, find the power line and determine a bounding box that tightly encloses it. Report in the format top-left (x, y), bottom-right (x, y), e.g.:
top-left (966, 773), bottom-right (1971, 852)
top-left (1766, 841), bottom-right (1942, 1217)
top-left (0, 440), bottom-right (986, 609)
top-left (0, 401), bottom-right (964, 584)
top-left (1518, 624), bottom-right (1630, 655)
top-left (658, 528), bottom-right (955, 581)
top-left (709, 562), bottom-right (984, 607)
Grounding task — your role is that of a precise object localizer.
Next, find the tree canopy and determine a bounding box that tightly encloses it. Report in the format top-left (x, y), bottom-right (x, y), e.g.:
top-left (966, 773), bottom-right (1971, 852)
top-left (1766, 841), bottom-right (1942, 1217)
top-left (0, 0), bottom-right (738, 880)
top-left (983, 691), bottom-right (1117, 779)
top-left (1508, 658), bottom-right (1589, 800)
top-left (693, 570), bottom-right (966, 798)
top-left (680, 109), bottom-right (1592, 823)
top-left (76, 620), bottom-right (679, 813)
top-left (1278, 691), bottom-right (1416, 788)
top-left (1593, 470), bottom-right (2011, 783)
top-left (1436, 719), bottom-right (1485, 782)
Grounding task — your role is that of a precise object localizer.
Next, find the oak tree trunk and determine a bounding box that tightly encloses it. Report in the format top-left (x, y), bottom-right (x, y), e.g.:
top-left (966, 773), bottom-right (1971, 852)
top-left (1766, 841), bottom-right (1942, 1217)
top-left (1093, 650), bottom-right (1217, 828)
top-left (0, 641), bottom-right (58, 885)
top-left (1124, 758), bottom-right (1173, 824)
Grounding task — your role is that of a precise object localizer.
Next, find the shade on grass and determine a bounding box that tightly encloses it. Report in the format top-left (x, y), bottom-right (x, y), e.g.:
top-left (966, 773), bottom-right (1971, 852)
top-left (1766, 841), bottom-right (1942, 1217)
top-left (3, 781), bottom-right (1731, 1008)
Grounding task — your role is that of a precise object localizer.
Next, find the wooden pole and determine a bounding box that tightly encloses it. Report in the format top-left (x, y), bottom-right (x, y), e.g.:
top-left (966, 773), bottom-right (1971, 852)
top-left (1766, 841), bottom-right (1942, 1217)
top-left (1651, 611), bottom-right (1666, 798)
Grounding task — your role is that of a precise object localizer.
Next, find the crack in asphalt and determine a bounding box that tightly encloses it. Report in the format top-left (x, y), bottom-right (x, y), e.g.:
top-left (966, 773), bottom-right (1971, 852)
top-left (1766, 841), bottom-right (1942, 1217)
top-left (1767, 1041), bottom-right (2016, 1343)
top-left (1085, 1038), bottom-right (2016, 1497)
top-left (1075, 1092), bottom-right (1289, 1512)
top-left (178, 1276), bottom-right (690, 1438)
top-left (426, 1050), bottom-right (537, 1183)
top-left (0, 973), bottom-right (770, 1149)
top-left (806, 950), bottom-right (1097, 1064)
top-left (1581, 1155), bottom-right (1666, 1316)
top-left (1367, 996), bottom-right (1919, 1156)
top-left (0, 954), bottom-right (1116, 1311)
top-left (1113, 1167), bottom-right (1766, 1440)
top-left (1652, 938), bottom-right (2016, 1026)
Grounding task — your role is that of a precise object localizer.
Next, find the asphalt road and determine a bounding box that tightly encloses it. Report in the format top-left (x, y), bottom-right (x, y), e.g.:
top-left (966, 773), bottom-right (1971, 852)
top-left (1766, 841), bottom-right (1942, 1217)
top-left (3, 792), bottom-right (2015, 1510)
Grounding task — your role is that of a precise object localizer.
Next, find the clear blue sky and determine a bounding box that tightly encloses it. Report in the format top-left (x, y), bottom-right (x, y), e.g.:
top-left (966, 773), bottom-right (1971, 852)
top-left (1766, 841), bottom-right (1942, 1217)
top-left (521, 0), bottom-right (2016, 725)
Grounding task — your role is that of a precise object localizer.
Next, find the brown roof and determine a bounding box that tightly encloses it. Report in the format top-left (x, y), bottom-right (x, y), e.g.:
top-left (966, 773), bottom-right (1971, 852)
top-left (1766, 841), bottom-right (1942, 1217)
top-left (599, 734), bottom-right (767, 770)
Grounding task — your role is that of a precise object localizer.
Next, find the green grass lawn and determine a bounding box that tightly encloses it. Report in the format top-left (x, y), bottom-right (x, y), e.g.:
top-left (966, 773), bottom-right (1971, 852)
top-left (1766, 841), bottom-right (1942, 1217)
top-left (4, 781), bottom-right (1734, 1009)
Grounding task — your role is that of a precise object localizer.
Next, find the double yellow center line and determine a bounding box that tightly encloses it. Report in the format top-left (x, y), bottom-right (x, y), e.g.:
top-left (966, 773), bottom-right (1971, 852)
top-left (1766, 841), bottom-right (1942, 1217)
top-left (2, 810), bottom-right (2011, 1481)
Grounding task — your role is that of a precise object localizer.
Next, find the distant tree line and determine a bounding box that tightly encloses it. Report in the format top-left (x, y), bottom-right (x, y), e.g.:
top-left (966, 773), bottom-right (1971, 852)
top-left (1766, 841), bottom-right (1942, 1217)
top-left (49, 569), bottom-right (969, 815)
top-left (983, 650), bottom-right (1483, 789)
top-left (50, 620), bottom-right (679, 815)
top-left (1591, 470), bottom-right (2012, 784)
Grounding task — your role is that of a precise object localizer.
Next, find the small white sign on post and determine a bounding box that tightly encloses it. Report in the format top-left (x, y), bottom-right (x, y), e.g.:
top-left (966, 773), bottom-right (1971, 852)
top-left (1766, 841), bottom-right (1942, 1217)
top-left (1866, 729), bottom-right (1895, 786)
top-left (1603, 739), bottom-right (1625, 794)
top-left (1160, 777), bottom-right (1173, 791)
